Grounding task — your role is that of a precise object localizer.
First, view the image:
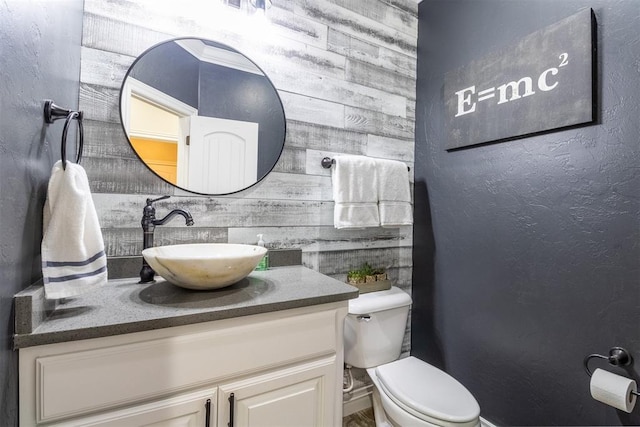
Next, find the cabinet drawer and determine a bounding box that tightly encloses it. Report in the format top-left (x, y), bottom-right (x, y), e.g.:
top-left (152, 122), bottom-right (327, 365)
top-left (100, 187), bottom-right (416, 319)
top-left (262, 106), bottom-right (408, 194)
top-left (33, 309), bottom-right (338, 423)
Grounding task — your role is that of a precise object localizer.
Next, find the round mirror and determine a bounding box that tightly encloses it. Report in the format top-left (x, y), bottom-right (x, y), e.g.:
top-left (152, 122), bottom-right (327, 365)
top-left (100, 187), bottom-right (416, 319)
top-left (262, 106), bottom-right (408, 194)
top-left (119, 38), bottom-right (286, 195)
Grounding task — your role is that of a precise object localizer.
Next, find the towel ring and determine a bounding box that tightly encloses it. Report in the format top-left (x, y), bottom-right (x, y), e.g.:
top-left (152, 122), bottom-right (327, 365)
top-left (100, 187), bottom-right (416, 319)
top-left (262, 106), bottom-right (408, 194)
top-left (44, 100), bottom-right (84, 171)
top-left (60, 111), bottom-right (84, 170)
top-left (44, 100), bottom-right (72, 123)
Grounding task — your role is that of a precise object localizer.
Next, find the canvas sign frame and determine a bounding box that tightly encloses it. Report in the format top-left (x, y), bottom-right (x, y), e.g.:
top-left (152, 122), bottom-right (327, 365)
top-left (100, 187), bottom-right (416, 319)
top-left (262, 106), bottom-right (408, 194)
top-left (444, 8), bottom-right (596, 150)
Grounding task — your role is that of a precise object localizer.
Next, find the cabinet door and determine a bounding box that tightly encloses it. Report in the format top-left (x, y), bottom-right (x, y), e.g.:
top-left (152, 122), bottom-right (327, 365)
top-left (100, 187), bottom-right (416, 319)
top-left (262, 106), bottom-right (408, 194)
top-left (218, 357), bottom-right (336, 427)
top-left (50, 389), bottom-right (216, 427)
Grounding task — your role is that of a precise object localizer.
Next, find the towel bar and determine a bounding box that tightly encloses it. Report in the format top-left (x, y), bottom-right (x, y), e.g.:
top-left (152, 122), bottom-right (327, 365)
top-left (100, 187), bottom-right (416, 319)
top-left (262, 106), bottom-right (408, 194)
top-left (321, 157), bottom-right (410, 171)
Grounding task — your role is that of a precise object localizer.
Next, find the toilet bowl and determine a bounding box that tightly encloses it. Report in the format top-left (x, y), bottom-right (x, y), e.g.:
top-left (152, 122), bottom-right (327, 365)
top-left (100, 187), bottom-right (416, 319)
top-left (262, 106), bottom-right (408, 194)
top-left (344, 287), bottom-right (480, 427)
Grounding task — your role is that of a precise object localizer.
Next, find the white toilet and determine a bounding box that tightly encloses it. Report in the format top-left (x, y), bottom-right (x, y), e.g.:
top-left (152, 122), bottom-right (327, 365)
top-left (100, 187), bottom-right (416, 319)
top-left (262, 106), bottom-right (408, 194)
top-left (344, 287), bottom-right (481, 427)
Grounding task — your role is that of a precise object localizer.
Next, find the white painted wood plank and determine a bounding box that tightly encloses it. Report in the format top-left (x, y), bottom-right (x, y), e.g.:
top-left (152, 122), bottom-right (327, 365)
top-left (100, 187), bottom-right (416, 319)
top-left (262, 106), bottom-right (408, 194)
top-left (406, 98), bottom-right (416, 121)
top-left (381, 0), bottom-right (418, 15)
top-left (228, 226), bottom-right (412, 250)
top-left (84, 0), bottom-right (243, 46)
top-left (84, 157), bottom-right (175, 195)
top-left (246, 40), bottom-right (346, 82)
top-left (285, 121), bottom-right (367, 153)
top-left (229, 172), bottom-right (333, 201)
top-left (103, 227), bottom-right (228, 257)
top-left (79, 83), bottom-right (120, 123)
top-left (82, 120), bottom-right (134, 159)
top-left (328, 0), bottom-right (418, 37)
top-left (393, 266), bottom-right (414, 288)
top-left (327, 28), bottom-right (379, 63)
top-left (279, 92), bottom-right (345, 128)
top-left (82, 11), bottom-right (173, 58)
top-left (266, 4), bottom-right (329, 49)
top-left (304, 247), bottom-right (413, 275)
top-left (303, 230), bottom-right (413, 252)
top-left (327, 28), bottom-right (416, 79)
top-left (272, 147), bottom-right (307, 174)
top-left (85, 3), bottom-right (347, 81)
top-left (379, 43), bottom-right (417, 78)
top-left (80, 46), bottom-right (133, 90)
top-left (346, 58), bottom-right (416, 100)
top-left (268, 65), bottom-right (407, 118)
top-left (152, 226), bottom-right (229, 249)
top-left (295, 0), bottom-right (417, 57)
top-left (94, 194), bottom-right (334, 228)
top-left (367, 135), bottom-right (415, 163)
top-left (345, 106), bottom-right (414, 139)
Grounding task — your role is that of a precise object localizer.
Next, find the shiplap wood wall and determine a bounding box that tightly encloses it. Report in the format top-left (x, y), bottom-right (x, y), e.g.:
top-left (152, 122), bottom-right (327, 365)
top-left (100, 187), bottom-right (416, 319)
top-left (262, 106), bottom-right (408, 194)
top-left (80, 0), bottom-right (417, 357)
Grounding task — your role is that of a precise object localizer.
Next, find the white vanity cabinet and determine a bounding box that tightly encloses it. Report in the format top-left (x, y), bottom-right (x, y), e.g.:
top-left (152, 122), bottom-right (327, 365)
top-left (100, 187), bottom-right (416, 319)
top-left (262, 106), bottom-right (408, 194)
top-left (19, 302), bottom-right (347, 427)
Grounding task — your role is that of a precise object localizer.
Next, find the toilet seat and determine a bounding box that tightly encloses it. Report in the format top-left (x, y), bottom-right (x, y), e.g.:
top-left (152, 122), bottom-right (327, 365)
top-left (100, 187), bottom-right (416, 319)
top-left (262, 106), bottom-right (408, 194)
top-left (375, 357), bottom-right (480, 425)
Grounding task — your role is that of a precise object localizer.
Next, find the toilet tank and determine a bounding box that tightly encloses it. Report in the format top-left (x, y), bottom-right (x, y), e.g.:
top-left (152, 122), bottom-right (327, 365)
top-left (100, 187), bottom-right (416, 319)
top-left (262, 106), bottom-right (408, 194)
top-left (344, 287), bottom-right (412, 369)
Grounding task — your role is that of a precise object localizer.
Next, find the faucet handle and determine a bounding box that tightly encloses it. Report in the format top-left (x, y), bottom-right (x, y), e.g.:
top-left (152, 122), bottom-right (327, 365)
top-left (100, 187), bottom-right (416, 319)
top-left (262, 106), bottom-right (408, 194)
top-left (146, 195), bottom-right (170, 206)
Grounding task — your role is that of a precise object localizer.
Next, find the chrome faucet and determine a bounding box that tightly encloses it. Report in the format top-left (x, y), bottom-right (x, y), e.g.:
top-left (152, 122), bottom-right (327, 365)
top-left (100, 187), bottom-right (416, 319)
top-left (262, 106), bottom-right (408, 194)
top-left (140, 196), bottom-right (194, 284)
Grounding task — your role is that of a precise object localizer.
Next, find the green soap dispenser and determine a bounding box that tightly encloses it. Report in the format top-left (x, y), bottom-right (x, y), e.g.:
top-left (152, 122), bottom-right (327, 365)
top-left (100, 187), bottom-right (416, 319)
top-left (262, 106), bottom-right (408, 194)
top-left (255, 234), bottom-right (269, 270)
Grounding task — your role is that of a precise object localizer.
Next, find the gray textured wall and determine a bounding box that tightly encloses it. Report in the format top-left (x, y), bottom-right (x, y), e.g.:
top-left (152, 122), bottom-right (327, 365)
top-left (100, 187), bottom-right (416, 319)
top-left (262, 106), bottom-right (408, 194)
top-left (0, 1), bottom-right (83, 424)
top-left (413, 1), bottom-right (639, 425)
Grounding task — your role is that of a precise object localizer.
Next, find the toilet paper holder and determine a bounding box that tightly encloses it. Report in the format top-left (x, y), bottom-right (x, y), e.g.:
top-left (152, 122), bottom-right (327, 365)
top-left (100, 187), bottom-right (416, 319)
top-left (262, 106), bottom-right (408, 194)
top-left (584, 346), bottom-right (640, 396)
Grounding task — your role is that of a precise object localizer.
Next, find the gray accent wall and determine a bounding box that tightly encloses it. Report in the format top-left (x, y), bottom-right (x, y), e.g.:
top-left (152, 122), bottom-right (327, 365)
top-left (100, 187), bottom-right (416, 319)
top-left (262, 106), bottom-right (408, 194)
top-left (129, 41), bottom-right (200, 108)
top-left (0, 1), bottom-right (83, 425)
top-left (198, 62), bottom-right (285, 178)
top-left (413, 1), bottom-right (639, 425)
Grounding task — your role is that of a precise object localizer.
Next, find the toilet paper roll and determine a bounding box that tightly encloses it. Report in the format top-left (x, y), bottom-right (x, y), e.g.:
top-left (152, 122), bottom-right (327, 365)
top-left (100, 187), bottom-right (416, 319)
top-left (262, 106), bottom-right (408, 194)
top-left (590, 368), bottom-right (637, 413)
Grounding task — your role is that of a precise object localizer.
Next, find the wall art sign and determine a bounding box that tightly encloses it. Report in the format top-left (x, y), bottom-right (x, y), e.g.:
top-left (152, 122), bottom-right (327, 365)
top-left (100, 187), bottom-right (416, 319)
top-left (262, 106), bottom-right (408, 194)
top-left (444, 8), bottom-right (596, 150)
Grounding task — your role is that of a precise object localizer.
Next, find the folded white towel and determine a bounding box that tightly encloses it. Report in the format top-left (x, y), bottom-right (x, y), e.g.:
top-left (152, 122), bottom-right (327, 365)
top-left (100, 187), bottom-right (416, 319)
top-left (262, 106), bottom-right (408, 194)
top-left (42, 161), bottom-right (107, 299)
top-left (376, 158), bottom-right (413, 227)
top-left (332, 155), bottom-right (380, 229)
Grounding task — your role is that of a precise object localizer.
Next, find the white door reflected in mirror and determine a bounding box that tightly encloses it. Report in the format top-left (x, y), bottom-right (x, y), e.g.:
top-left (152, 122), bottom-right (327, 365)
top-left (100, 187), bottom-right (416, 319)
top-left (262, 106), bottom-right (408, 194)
top-left (182, 116), bottom-right (258, 194)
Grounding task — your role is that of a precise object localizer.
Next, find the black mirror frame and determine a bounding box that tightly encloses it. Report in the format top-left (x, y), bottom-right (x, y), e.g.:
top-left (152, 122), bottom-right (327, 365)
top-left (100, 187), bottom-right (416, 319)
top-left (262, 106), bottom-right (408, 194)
top-left (118, 37), bottom-right (287, 196)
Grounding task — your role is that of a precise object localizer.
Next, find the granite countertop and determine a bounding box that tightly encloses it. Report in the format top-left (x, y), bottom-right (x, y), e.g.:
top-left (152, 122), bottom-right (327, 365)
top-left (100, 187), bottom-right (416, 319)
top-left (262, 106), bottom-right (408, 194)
top-left (13, 266), bottom-right (359, 349)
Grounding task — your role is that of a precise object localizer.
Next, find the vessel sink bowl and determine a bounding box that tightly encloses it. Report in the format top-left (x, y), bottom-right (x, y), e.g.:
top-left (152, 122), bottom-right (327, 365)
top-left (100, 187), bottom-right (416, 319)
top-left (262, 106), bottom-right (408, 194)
top-left (141, 243), bottom-right (267, 290)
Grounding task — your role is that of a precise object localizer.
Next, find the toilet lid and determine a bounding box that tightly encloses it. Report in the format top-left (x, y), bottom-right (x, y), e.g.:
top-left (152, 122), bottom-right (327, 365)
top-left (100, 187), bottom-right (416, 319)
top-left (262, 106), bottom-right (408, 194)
top-left (375, 357), bottom-right (480, 423)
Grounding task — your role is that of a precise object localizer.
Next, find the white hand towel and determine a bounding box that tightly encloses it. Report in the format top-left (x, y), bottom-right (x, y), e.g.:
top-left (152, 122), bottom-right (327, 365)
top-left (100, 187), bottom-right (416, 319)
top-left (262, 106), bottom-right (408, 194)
top-left (332, 155), bottom-right (380, 229)
top-left (376, 159), bottom-right (413, 227)
top-left (42, 161), bottom-right (107, 299)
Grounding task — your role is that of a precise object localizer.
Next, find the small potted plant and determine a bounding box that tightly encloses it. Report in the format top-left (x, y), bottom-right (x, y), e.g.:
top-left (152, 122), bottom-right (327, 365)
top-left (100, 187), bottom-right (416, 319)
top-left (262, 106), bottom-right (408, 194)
top-left (361, 263), bottom-right (376, 283)
top-left (347, 269), bottom-right (365, 285)
top-left (347, 263), bottom-right (391, 293)
top-left (373, 267), bottom-right (387, 282)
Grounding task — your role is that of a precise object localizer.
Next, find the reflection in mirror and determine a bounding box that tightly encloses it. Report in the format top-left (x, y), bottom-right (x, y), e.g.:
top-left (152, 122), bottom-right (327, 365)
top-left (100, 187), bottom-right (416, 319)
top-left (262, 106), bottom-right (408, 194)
top-left (120, 38), bottom-right (286, 195)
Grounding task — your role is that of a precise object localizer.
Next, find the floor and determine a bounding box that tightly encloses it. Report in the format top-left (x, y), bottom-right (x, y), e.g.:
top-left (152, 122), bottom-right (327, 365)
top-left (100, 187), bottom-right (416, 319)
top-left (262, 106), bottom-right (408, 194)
top-left (342, 407), bottom-right (376, 427)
